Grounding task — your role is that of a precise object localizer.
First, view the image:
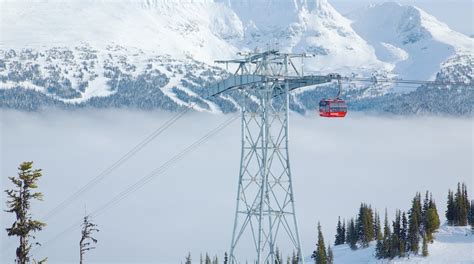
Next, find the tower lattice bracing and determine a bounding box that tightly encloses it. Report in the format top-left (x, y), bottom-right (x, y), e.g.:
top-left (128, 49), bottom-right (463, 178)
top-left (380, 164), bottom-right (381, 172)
top-left (230, 71), bottom-right (302, 263)
top-left (207, 50), bottom-right (470, 263)
top-left (209, 51), bottom-right (333, 263)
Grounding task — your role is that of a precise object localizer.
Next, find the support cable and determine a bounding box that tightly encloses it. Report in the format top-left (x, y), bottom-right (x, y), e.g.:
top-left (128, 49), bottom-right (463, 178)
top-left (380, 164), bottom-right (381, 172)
top-left (31, 114), bottom-right (239, 255)
top-left (38, 85), bottom-right (236, 223)
top-left (2, 84), bottom-right (235, 255)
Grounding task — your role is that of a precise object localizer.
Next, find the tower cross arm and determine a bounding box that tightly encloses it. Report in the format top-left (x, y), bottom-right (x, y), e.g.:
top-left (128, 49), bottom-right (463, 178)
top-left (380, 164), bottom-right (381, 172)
top-left (207, 74), bottom-right (266, 97)
top-left (207, 74), bottom-right (336, 97)
top-left (285, 75), bottom-right (334, 91)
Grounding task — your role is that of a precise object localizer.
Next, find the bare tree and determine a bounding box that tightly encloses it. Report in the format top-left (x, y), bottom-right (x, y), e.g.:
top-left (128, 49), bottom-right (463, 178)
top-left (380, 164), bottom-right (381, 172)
top-left (79, 215), bottom-right (99, 264)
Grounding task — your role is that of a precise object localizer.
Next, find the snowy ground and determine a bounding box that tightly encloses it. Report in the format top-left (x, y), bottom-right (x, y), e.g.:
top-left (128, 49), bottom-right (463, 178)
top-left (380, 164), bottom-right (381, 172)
top-left (0, 110), bottom-right (472, 263)
top-left (333, 225), bottom-right (474, 264)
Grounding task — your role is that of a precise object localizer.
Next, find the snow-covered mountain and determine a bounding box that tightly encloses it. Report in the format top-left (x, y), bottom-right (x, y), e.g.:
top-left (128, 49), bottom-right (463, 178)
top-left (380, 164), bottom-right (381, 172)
top-left (332, 225), bottom-right (473, 264)
top-left (0, 0), bottom-right (472, 114)
top-left (226, 0), bottom-right (387, 73)
top-left (0, 0), bottom-right (241, 62)
top-left (349, 2), bottom-right (473, 80)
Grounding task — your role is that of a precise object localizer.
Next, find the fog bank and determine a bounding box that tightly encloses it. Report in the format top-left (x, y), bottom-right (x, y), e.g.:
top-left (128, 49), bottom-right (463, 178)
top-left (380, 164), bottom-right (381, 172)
top-left (1, 110), bottom-right (472, 263)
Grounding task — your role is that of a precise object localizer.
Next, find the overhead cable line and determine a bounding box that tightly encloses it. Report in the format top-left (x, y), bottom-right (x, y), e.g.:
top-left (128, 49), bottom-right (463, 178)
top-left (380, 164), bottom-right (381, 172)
top-left (40, 81), bottom-right (237, 222)
top-left (32, 114), bottom-right (239, 254)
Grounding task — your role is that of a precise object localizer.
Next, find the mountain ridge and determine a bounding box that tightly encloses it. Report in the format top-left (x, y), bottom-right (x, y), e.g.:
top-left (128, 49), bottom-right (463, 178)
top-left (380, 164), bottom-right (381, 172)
top-left (0, 0), bottom-right (472, 114)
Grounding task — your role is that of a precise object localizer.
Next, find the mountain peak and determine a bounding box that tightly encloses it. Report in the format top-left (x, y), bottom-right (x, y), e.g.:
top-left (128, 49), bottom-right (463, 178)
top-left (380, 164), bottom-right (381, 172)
top-left (348, 2), bottom-right (473, 79)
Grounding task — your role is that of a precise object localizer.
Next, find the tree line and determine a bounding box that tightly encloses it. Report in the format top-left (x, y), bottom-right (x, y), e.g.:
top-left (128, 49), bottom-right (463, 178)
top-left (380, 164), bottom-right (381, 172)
top-left (446, 182), bottom-right (473, 227)
top-left (374, 191), bottom-right (440, 259)
top-left (329, 191), bottom-right (441, 259)
top-left (4, 161), bottom-right (99, 264)
top-left (5, 161), bottom-right (472, 263)
top-left (184, 250), bottom-right (301, 264)
top-left (185, 252), bottom-right (220, 264)
top-left (313, 182), bottom-right (471, 263)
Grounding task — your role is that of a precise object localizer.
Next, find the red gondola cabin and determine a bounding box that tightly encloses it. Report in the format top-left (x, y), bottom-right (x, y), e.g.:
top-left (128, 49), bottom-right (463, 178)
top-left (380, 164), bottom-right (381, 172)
top-left (319, 98), bottom-right (347, 118)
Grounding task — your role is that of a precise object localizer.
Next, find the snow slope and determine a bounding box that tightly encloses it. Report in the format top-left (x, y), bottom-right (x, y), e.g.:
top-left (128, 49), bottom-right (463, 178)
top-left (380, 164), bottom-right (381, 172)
top-left (0, 0), bottom-right (472, 113)
top-left (0, 0), bottom-right (241, 63)
top-left (228, 0), bottom-right (388, 74)
top-left (332, 225), bottom-right (474, 264)
top-left (1, 0), bottom-right (387, 72)
top-left (349, 2), bottom-right (474, 80)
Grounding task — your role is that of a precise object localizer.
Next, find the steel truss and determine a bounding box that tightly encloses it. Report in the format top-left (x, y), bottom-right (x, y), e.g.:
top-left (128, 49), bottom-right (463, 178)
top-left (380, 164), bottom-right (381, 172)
top-left (208, 50), bottom-right (471, 264)
top-left (210, 51), bottom-right (331, 264)
top-left (230, 80), bottom-right (303, 264)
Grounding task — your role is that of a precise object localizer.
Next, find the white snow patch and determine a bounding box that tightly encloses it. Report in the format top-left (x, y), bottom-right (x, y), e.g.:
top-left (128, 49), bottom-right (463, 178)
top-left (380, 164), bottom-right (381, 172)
top-left (332, 225), bottom-right (474, 264)
top-left (381, 42), bottom-right (409, 63)
top-left (0, 81), bottom-right (45, 92)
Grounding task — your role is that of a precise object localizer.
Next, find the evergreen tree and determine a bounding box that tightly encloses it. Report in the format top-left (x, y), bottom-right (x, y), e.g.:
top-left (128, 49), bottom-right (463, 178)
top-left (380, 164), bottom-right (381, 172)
top-left (79, 214), bottom-right (99, 264)
top-left (315, 222), bottom-right (327, 264)
top-left (454, 183), bottom-right (463, 225)
top-left (374, 211), bottom-right (382, 241)
top-left (327, 245), bottom-right (334, 264)
top-left (5, 161), bottom-right (47, 264)
top-left (422, 234), bottom-right (429, 257)
top-left (212, 255), bottom-right (219, 264)
top-left (346, 218), bottom-right (358, 250)
top-left (335, 217), bottom-right (344, 245)
top-left (356, 203), bottom-right (374, 248)
top-left (381, 210), bottom-right (392, 259)
top-left (414, 193), bottom-right (423, 232)
top-left (185, 252), bottom-right (192, 264)
top-left (447, 183), bottom-right (471, 226)
top-left (400, 212), bottom-right (408, 253)
top-left (468, 200), bottom-right (474, 229)
top-left (422, 191), bottom-right (430, 231)
top-left (390, 210), bottom-right (404, 258)
top-left (375, 210), bottom-right (391, 259)
top-left (455, 183), bottom-right (468, 226)
top-left (462, 183), bottom-right (470, 224)
top-left (312, 222), bottom-right (327, 264)
top-left (429, 194), bottom-right (441, 230)
top-left (463, 183), bottom-right (469, 225)
top-left (224, 252), bottom-right (228, 264)
top-left (341, 220), bottom-right (346, 244)
top-left (446, 190), bottom-right (455, 225)
top-left (425, 199), bottom-right (440, 242)
top-left (375, 239), bottom-right (384, 259)
top-left (393, 210), bottom-right (401, 238)
top-left (205, 253), bottom-right (211, 264)
top-left (408, 194), bottom-right (421, 254)
top-left (389, 233), bottom-right (400, 259)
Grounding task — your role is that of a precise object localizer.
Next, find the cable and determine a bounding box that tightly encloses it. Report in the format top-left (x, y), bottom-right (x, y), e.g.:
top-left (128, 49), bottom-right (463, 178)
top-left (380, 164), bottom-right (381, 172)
top-left (2, 88), bottom-right (227, 256)
top-left (40, 106), bottom-right (192, 221)
top-left (6, 72), bottom-right (468, 228)
top-left (39, 86), bottom-right (235, 222)
top-left (31, 114), bottom-right (239, 255)
top-left (351, 77), bottom-right (472, 87)
top-left (39, 83), bottom-right (239, 223)
top-left (0, 107), bottom-right (193, 257)
top-left (5, 70), bottom-right (469, 256)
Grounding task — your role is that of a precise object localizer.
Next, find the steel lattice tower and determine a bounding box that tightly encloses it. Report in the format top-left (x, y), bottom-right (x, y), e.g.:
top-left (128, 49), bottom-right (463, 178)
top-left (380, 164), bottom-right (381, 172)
top-left (209, 50), bottom-right (333, 263)
top-left (207, 50), bottom-right (471, 263)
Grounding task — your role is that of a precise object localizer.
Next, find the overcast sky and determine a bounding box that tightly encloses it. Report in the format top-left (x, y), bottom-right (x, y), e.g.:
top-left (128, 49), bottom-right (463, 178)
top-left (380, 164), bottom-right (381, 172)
top-left (329, 0), bottom-right (474, 36)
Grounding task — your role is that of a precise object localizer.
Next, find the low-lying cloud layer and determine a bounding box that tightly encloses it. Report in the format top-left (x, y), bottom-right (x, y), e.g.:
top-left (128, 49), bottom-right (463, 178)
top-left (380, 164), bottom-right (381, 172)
top-left (1, 110), bottom-right (472, 263)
